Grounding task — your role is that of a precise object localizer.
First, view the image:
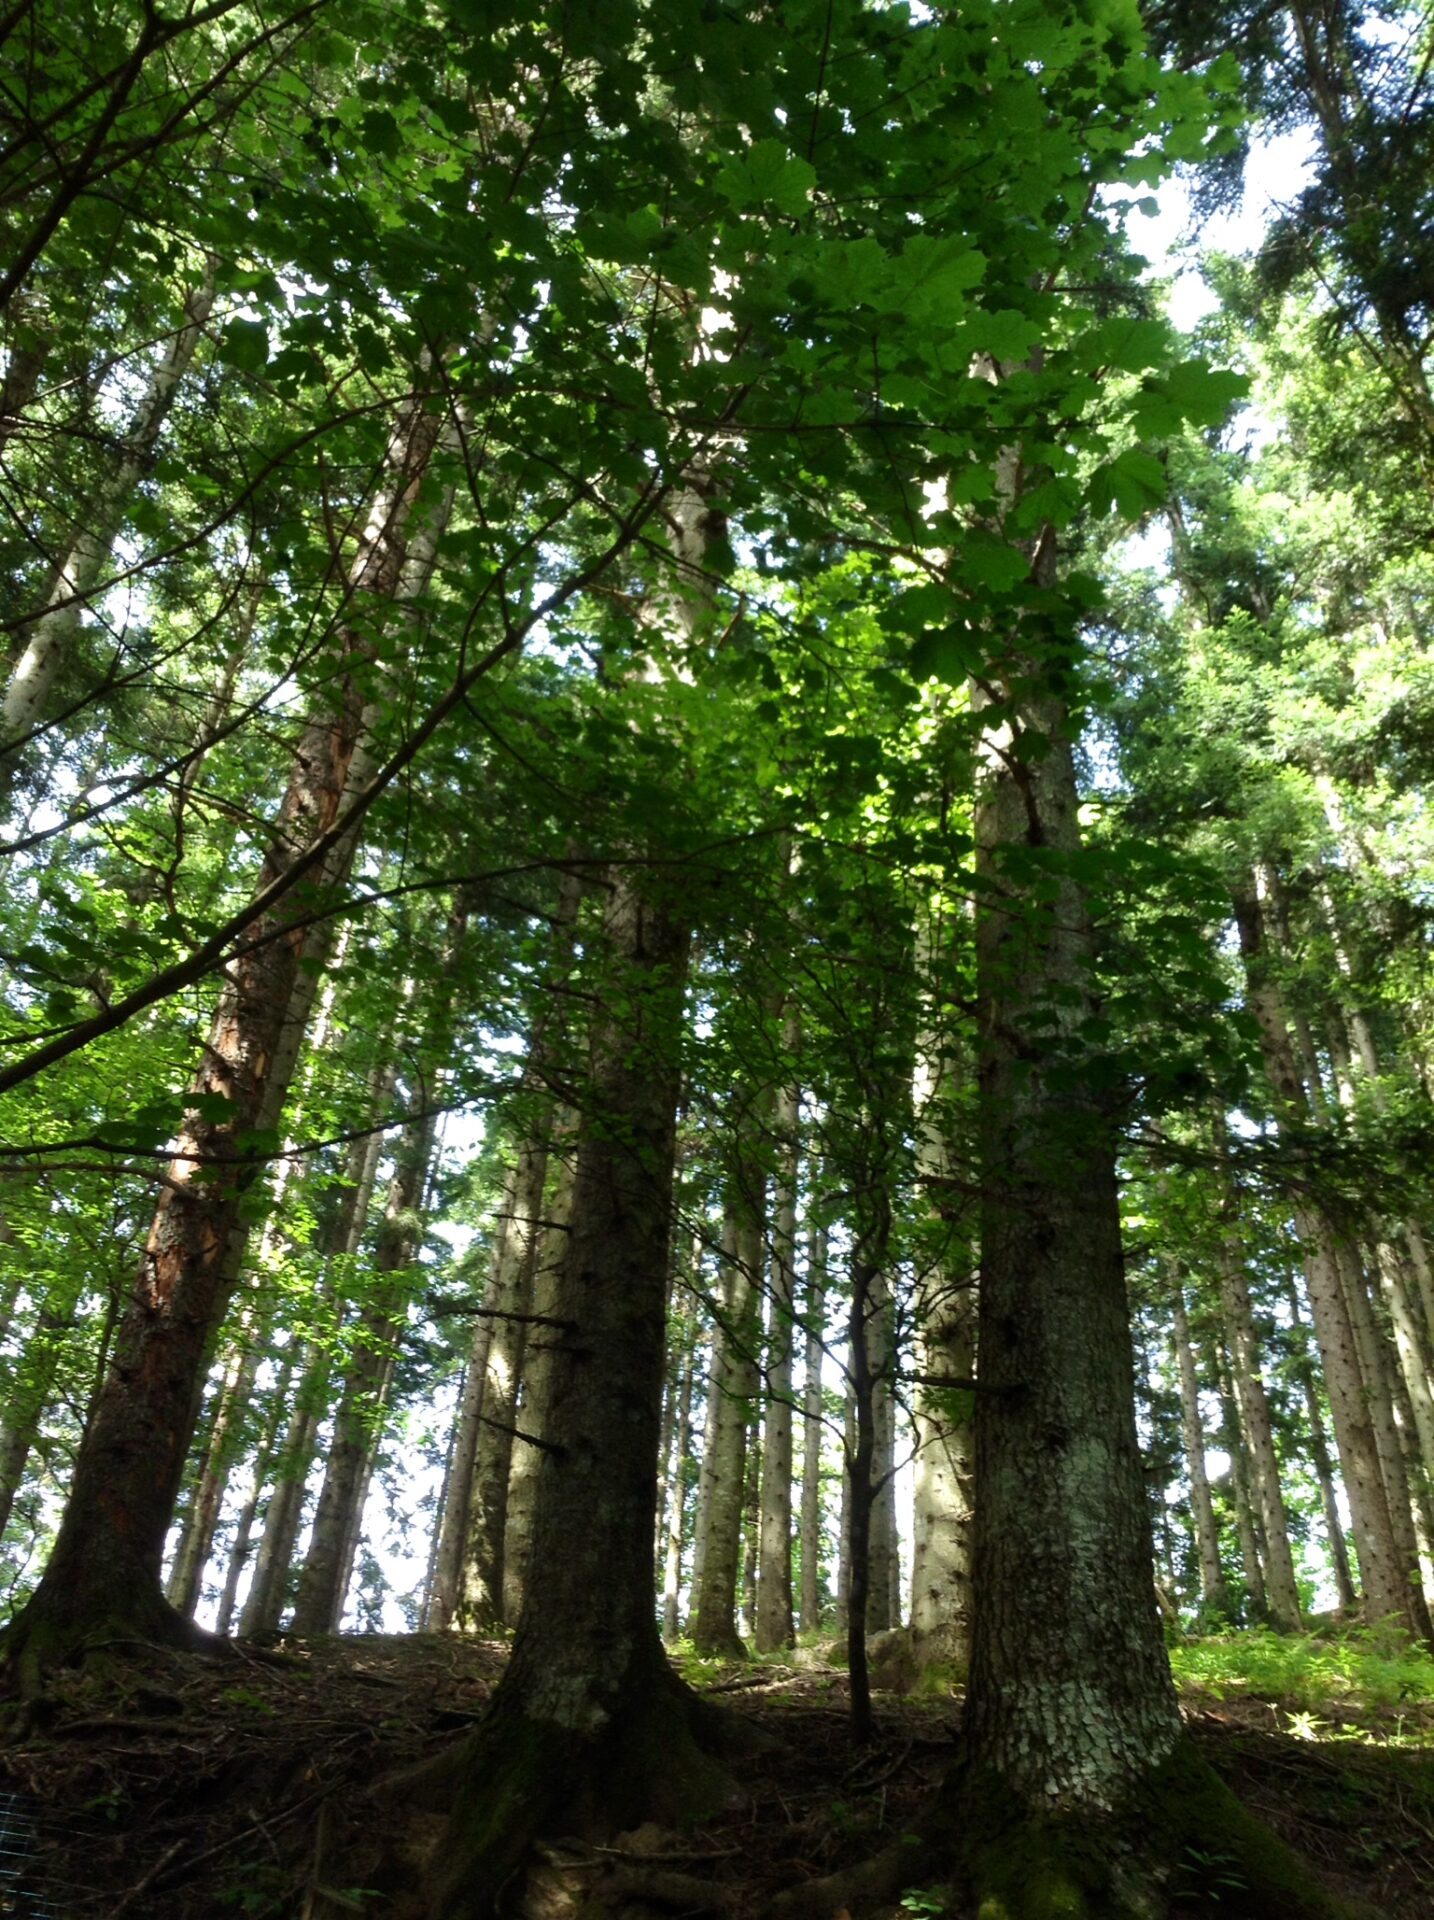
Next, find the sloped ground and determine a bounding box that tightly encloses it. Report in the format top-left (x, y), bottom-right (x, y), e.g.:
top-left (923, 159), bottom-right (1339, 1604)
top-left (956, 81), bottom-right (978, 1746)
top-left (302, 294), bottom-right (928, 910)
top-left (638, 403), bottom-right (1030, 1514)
top-left (0, 1635), bottom-right (1429, 1918)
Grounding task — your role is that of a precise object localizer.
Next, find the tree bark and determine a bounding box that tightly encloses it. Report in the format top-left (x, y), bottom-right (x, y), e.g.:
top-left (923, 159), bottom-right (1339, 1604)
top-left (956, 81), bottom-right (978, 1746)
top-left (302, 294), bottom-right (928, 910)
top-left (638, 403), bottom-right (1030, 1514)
top-left (1233, 877), bottom-right (1426, 1637)
top-left (755, 1029), bottom-right (799, 1653)
top-left (689, 1197), bottom-right (759, 1658)
top-left (1169, 1278), bottom-right (1227, 1618)
top-left (0, 269), bottom-right (217, 800)
top-left (428, 873), bottom-right (736, 1919)
top-left (799, 1218), bottom-right (827, 1637)
top-left (290, 1092), bottom-right (439, 1635)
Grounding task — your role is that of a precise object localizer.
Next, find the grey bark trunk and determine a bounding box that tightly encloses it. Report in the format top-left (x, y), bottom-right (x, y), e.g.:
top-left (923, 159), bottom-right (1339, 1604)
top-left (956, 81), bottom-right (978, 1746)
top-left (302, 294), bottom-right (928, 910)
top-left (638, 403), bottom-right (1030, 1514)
top-left (755, 1031), bottom-right (799, 1653)
top-left (799, 1220), bottom-right (827, 1636)
top-left (500, 1134), bottom-right (578, 1624)
top-left (963, 517), bottom-right (1181, 1810)
top-left (689, 1199), bottom-right (759, 1658)
top-left (1169, 1280), bottom-right (1227, 1617)
top-left (1, 270), bottom-right (217, 798)
top-left (1234, 879), bottom-right (1426, 1636)
top-left (290, 1097), bottom-right (439, 1635)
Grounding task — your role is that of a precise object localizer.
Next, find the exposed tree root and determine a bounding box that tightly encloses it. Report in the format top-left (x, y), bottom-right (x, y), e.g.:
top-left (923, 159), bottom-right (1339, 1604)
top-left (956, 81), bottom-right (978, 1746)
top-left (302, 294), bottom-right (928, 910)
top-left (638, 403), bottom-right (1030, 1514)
top-left (0, 1583), bottom-right (230, 1726)
top-left (773, 1738), bottom-right (1380, 1920)
top-left (420, 1665), bottom-right (756, 1920)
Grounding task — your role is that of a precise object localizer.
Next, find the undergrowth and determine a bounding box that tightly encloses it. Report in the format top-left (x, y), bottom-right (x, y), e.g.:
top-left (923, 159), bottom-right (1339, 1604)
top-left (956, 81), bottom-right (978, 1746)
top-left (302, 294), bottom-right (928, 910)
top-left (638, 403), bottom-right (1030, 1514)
top-left (1171, 1627), bottom-right (1434, 1738)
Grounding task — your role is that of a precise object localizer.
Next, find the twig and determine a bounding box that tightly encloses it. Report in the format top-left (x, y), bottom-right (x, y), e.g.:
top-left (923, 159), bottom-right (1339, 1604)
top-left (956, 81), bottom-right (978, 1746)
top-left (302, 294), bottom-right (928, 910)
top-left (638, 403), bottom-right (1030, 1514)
top-left (106, 1839), bottom-right (185, 1918)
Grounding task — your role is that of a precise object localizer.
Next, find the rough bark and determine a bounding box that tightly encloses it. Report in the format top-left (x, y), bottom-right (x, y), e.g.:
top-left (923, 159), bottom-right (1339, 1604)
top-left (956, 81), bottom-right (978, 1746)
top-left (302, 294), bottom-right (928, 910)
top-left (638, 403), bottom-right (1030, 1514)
top-left (426, 875), bottom-right (738, 1920)
top-left (799, 1219), bottom-right (827, 1636)
top-left (290, 1098), bottom-right (439, 1635)
top-left (1169, 1279), bottom-right (1228, 1618)
top-left (689, 1198), bottom-right (759, 1658)
top-left (1234, 879), bottom-right (1425, 1637)
top-left (0, 270), bottom-right (217, 800)
top-left (500, 1135), bottom-right (577, 1623)
top-left (755, 1034), bottom-right (799, 1653)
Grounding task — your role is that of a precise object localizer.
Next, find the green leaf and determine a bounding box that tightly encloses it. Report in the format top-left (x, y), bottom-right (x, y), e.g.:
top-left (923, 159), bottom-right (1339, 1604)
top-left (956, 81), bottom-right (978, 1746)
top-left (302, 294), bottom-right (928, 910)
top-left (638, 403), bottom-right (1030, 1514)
top-left (218, 318), bottom-right (269, 374)
top-left (714, 139), bottom-right (816, 216)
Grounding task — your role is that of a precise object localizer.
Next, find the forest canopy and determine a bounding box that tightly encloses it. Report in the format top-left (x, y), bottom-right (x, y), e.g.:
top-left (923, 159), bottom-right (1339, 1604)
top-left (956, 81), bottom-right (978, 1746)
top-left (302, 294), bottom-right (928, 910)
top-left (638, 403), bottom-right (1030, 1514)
top-left (2, 2), bottom-right (1434, 1917)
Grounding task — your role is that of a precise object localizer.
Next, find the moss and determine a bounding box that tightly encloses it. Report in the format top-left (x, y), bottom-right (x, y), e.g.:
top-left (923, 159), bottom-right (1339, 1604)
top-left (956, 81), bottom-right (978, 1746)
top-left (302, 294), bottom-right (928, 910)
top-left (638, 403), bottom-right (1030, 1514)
top-left (942, 1739), bottom-right (1379, 1920)
top-left (1142, 1739), bottom-right (1377, 1919)
top-left (428, 1710), bottom-right (576, 1920)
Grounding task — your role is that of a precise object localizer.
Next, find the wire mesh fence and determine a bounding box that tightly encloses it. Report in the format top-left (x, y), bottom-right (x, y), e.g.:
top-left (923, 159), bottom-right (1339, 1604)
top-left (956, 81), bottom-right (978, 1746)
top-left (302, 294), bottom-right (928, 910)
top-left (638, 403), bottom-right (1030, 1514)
top-left (0, 1790), bottom-right (62, 1919)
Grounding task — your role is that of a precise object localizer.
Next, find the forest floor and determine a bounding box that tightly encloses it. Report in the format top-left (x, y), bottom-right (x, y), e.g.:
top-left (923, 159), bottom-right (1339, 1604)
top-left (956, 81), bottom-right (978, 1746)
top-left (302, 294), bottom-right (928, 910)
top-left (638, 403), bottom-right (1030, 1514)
top-left (0, 1630), bottom-right (1431, 1919)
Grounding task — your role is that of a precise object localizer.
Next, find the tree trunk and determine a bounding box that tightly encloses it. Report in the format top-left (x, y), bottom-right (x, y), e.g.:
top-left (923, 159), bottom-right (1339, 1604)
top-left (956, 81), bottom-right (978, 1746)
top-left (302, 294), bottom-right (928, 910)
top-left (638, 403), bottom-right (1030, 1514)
top-left (1215, 1341), bottom-right (1269, 1619)
top-left (500, 1134), bottom-right (577, 1625)
top-left (755, 1029), bottom-right (799, 1653)
top-left (951, 495), bottom-right (1186, 1905)
top-left (661, 1292), bottom-right (698, 1644)
top-left (428, 873), bottom-right (736, 1920)
top-left (1, 269), bottom-right (218, 800)
top-left (1, 390), bottom-right (445, 1672)
top-left (461, 1136), bottom-right (548, 1626)
top-left (865, 1274), bottom-right (900, 1635)
top-left (1286, 1282), bottom-right (1359, 1611)
top-left (239, 1073), bottom-right (393, 1637)
top-left (166, 1321), bottom-right (260, 1618)
top-left (1233, 878), bottom-right (1426, 1637)
top-left (799, 1219), bottom-right (827, 1637)
top-left (1209, 1160), bottom-right (1302, 1630)
top-left (1169, 1279), bottom-right (1227, 1618)
top-left (290, 1100), bottom-right (439, 1635)
top-left (689, 1198), bottom-right (759, 1658)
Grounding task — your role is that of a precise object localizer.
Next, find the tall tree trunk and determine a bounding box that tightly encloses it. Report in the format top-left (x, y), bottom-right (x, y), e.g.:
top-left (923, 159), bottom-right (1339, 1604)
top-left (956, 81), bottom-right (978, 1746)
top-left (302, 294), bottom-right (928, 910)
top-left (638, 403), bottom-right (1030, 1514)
top-left (2, 391), bottom-right (446, 1669)
top-left (290, 1097), bottom-right (440, 1635)
top-left (430, 872), bottom-right (735, 1919)
top-left (213, 1343), bottom-right (296, 1637)
top-left (1209, 1169), bottom-right (1302, 1630)
top-left (1233, 878), bottom-right (1426, 1637)
top-left (1286, 1281), bottom-right (1359, 1611)
top-left (865, 1273), bottom-right (900, 1635)
top-left (1215, 1343), bottom-right (1269, 1619)
top-left (1169, 1278), bottom-right (1227, 1618)
top-left (755, 1026), bottom-right (799, 1653)
top-left (166, 1314), bottom-right (261, 1618)
top-left (799, 1218), bottom-right (827, 1638)
top-left (909, 905), bottom-right (976, 1670)
top-left (0, 269), bottom-right (218, 798)
top-left (689, 1198), bottom-right (759, 1658)
top-left (500, 1134), bottom-right (577, 1626)
top-left (239, 1072), bottom-right (393, 1637)
top-left (460, 1140), bottom-right (546, 1626)
top-left (954, 499), bottom-right (1184, 1885)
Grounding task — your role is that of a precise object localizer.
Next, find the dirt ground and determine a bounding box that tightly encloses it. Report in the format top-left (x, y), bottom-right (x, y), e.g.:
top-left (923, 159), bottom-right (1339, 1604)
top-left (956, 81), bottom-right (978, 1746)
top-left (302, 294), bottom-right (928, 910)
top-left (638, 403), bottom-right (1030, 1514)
top-left (0, 1634), bottom-right (1430, 1918)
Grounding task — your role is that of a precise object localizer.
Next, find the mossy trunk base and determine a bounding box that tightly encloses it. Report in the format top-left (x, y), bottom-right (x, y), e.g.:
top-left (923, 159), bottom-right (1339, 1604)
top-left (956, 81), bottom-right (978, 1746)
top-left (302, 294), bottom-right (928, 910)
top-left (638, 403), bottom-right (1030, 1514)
top-left (426, 1670), bottom-right (746, 1920)
top-left (774, 1739), bottom-right (1377, 1919)
top-left (947, 1740), bottom-right (1376, 1920)
top-left (0, 1575), bottom-right (224, 1712)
